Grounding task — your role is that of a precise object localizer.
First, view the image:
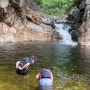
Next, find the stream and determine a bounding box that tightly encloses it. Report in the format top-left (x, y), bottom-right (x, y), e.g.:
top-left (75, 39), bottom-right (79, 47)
top-left (0, 41), bottom-right (90, 90)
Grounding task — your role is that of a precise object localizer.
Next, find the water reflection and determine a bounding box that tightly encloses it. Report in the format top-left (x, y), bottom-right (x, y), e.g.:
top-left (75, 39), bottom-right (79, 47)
top-left (0, 41), bottom-right (90, 90)
top-left (80, 46), bottom-right (90, 62)
top-left (79, 46), bottom-right (90, 76)
top-left (39, 86), bottom-right (52, 90)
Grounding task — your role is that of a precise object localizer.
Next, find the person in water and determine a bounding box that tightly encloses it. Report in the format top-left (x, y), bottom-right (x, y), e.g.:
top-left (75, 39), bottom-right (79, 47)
top-left (16, 56), bottom-right (37, 75)
top-left (36, 68), bottom-right (53, 87)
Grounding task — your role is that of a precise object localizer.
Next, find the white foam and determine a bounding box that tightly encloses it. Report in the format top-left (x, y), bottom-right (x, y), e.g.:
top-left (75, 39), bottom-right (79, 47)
top-left (54, 20), bottom-right (77, 46)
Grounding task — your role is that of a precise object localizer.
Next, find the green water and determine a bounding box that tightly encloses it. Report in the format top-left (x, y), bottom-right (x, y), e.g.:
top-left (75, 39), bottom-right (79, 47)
top-left (0, 41), bottom-right (90, 90)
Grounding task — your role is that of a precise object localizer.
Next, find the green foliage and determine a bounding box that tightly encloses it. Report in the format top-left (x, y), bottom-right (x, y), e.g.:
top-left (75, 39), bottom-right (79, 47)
top-left (35, 0), bottom-right (76, 16)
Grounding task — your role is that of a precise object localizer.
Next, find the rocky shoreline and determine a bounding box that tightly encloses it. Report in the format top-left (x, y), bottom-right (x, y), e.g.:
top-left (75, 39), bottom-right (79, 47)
top-left (0, 0), bottom-right (59, 42)
top-left (0, 0), bottom-right (90, 46)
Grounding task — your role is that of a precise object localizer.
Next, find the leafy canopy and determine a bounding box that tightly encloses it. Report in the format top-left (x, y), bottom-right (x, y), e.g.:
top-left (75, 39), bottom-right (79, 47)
top-left (35, 0), bottom-right (76, 16)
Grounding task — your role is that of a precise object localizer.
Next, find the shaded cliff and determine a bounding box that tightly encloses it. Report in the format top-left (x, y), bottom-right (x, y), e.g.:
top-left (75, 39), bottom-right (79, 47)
top-left (0, 0), bottom-right (59, 42)
top-left (67, 0), bottom-right (90, 46)
top-left (78, 0), bottom-right (90, 46)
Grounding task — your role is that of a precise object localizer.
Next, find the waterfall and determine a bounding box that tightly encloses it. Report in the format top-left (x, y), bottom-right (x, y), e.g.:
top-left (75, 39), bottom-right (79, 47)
top-left (54, 20), bottom-right (77, 46)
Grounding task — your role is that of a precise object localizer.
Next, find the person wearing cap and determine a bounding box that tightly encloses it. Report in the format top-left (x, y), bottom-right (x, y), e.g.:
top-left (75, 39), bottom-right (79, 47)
top-left (16, 56), bottom-right (37, 75)
top-left (36, 68), bottom-right (53, 88)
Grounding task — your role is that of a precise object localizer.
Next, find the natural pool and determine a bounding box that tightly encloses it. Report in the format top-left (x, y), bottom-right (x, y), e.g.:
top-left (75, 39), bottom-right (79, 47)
top-left (0, 41), bottom-right (90, 90)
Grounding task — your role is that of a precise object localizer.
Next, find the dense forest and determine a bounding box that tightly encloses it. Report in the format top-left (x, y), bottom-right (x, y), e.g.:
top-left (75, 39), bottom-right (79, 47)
top-left (35, 0), bottom-right (76, 16)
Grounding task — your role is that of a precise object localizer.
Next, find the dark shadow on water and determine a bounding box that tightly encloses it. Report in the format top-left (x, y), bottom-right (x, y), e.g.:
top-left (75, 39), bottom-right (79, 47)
top-left (35, 87), bottom-right (39, 90)
top-left (35, 86), bottom-right (53, 90)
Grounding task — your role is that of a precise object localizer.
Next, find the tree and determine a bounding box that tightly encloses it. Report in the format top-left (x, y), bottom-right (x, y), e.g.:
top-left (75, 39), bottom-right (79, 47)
top-left (35, 0), bottom-right (76, 16)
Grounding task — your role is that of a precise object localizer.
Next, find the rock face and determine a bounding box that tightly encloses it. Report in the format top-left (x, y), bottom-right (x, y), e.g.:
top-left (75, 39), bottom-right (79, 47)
top-left (66, 0), bottom-right (85, 42)
top-left (67, 0), bottom-right (90, 46)
top-left (78, 0), bottom-right (90, 46)
top-left (67, 8), bottom-right (81, 42)
top-left (0, 0), bottom-right (9, 8)
top-left (0, 0), bottom-right (59, 42)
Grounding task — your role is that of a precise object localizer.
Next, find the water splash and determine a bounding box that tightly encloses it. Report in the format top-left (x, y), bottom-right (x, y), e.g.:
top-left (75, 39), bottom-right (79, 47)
top-left (54, 20), bottom-right (77, 46)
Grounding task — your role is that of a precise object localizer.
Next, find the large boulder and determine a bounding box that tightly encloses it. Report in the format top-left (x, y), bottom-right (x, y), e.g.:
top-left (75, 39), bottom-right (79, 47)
top-left (0, 0), bottom-right (59, 42)
top-left (78, 0), bottom-right (90, 46)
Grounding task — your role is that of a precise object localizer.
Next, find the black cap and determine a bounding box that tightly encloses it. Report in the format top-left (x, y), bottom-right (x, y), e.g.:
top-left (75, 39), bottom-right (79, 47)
top-left (31, 56), bottom-right (37, 62)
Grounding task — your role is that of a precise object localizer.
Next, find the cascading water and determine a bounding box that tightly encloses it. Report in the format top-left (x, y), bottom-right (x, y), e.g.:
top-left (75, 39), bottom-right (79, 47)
top-left (54, 20), bottom-right (77, 46)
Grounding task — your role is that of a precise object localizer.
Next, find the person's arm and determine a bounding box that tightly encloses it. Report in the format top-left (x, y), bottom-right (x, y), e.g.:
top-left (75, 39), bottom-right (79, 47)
top-left (50, 71), bottom-right (53, 81)
top-left (18, 62), bottom-right (30, 70)
top-left (36, 73), bottom-right (41, 80)
top-left (16, 61), bottom-right (20, 69)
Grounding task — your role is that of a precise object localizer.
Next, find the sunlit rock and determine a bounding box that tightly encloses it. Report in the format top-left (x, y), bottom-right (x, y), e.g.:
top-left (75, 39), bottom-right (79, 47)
top-left (0, 0), bottom-right (59, 42)
top-left (0, 0), bottom-right (9, 8)
top-left (78, 0), bottom-right (90, 46)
